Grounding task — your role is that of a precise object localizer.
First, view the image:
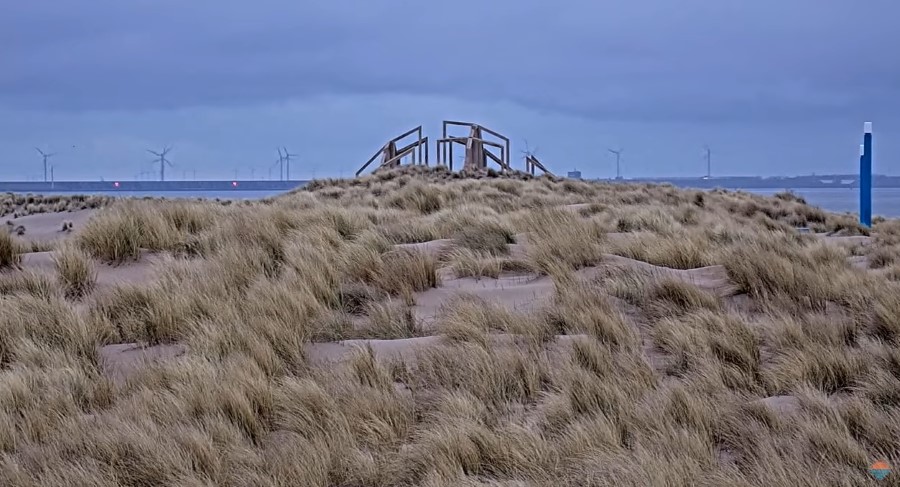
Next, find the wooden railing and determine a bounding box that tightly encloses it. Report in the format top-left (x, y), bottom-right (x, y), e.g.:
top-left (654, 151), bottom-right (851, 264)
top-left (356, 121), bottom-right (554, 177)
top-left (525, 154), bottom-right (553, 176)
top-left (435, 121), bottom-right (511, 172)
top-left (356, 126), bottom-right (428, 176)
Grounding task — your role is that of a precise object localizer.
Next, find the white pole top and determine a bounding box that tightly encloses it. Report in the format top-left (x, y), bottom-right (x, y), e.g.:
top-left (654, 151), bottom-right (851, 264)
top-left (860, 143), bottom-right (865, 156)
top-left (864, 121), bottom-right (873, 133)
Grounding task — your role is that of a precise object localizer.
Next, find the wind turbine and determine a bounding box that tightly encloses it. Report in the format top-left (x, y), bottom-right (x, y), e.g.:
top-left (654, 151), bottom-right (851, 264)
top-left (281, 147), bottom-right (298, 180)
top-left (608, 148), bottom-right (623, 180)
top-left (147, 147), bottom-right (173, 182)
top-left (703, 145), bottom-right (712, 179)
top-left (521, 139), bottom-right (541, 174)
top-left (35, 148), bottom-right (55, 182)
top-left (521, 139), bottom-right (540, 160)
top-left (273, 148), bottom-right (285, 181)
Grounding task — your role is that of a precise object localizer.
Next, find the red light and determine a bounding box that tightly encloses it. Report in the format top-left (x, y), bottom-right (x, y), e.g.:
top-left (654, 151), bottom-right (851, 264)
top-left (231, 181), bottom-right (238, 187)
top-left (113, 181), bottom-right (120, 188)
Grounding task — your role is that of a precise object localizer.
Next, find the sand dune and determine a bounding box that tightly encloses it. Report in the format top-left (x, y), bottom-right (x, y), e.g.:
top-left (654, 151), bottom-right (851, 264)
top-left (4, 209), bottom-right (96, 244)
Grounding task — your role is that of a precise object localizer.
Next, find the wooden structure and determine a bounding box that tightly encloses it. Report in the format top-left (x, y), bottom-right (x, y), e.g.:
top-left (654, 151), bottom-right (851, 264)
top-left (355, 120), bottom-right (555, 176)
top-left (524, 154), bottom-right (553, 176)
top-left (436, 121), bottom-right (511, 172)
top-left (355, 126), bottom-right (429, 177)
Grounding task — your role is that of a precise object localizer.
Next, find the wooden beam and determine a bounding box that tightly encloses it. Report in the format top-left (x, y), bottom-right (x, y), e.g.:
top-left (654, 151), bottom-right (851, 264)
top-left (442, 136), bottom-right (504, 149)
top-left (526, 155), bottom-right (553, 176)
top-left (478, 125), bottom-right (510, 144)
top-left (380, 144), bottom-right (417, 168)
top-left (484, 149), bottom-right (510, 170)
top-left (390, 126), bottom-right (422, 144)
top-left (356, 143), bottom-right (388, 176)
top-left (358, 126), bottom-right (430, 176)
top-left (417, 127), bottom-right (423, 164)
top-left (396, 139), bottom-right (422, 155)
top-left (443, 120), bottom-right (476, 128)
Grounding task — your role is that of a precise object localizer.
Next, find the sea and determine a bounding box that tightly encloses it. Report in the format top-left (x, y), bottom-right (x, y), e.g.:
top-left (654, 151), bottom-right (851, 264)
top-left (13, 188), bottom-right (900, 218)
top-left (746, 188), bottom-right (900, 218)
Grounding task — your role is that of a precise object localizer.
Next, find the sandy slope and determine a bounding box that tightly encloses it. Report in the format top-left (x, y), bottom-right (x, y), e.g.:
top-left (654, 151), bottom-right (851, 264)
top-left (12, 250), bottom-right (163, 291)
top-left (4, 209), bottom-right (96, 244)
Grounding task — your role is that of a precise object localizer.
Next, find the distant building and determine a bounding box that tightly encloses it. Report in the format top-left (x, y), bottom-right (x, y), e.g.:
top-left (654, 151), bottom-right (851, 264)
top-left (567, 170), bottom-right (582, 179)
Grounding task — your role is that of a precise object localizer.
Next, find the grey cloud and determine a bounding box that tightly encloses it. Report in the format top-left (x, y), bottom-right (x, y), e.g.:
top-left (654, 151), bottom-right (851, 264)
top-left (3, 0), bottom-right (899, 123)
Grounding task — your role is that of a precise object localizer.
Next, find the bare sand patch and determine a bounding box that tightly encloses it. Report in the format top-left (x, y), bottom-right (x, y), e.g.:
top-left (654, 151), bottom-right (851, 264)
top-left (305, 336), bottom-right (444, 366)
top-left (563, 203), bottom-right (591, 211)
top-left (587, 254), bottom-right (739, 297)
top-left (99, 342), bottom-right (187, 385)
top-left (411, 252), bottom-right (739, 330)
top-left (4, 209), bottom-right (96, 243)
top-left (847, 255), bottom-right (870, 269)
top-left (414, 274), bottom-right (554, 327)
top-left (817, 234), bottom-right (872, 245)
top-left (394, 239), bottom-right (453, 258)
top-left (754, 395), bottom-right (801, 418)
top-left (306, 333), bottom-right (591, 367)
top-left (14, 249), bottom-right (163, 291)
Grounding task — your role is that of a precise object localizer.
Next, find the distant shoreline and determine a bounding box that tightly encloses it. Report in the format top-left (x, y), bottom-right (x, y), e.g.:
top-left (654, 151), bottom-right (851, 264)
top-left (3, 174), bottom-right (900, 193)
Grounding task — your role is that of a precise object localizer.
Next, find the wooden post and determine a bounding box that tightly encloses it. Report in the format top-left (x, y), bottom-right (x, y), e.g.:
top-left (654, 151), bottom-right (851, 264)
top-left (464, 125), bottom-right (486, 170)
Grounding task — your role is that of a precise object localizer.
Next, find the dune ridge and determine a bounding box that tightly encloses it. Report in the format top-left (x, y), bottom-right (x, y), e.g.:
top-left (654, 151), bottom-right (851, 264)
top-left (1, 166), bottom-right (899, 486)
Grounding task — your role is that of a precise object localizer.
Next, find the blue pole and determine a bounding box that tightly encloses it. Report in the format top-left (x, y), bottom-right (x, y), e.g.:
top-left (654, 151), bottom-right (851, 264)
top-left (860, 122), bottom-right (873, 227)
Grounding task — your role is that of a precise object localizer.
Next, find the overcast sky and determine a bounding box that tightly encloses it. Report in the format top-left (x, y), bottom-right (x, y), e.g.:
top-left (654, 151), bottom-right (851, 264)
top-left (2, 1), bottom-right (897, 181)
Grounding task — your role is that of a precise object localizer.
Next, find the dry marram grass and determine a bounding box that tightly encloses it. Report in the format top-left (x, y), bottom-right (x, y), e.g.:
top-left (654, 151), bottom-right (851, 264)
top-left (1, 166), bottom-right (898, 486)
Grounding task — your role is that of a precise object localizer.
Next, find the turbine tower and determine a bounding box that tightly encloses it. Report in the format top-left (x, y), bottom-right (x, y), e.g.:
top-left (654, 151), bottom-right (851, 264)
top-left (274, 148), bottom-right (285, 181)
top-left (147, 147), bottom-right (173, 182)
top-left (608, 148), bottom-right (623, 180)
top-left (35, 148), bottom-right (55, 182)
top-left (704, 145), bottom-right (711, 179)
top-left (281, 147), bottom-right (298, 180)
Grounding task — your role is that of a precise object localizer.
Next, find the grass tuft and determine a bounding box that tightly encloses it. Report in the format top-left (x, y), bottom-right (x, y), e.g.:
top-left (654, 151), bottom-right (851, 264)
top-left (53, 243), bottom-right (97, 299)
top-left (0, 231), bottom-right (22, 269)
